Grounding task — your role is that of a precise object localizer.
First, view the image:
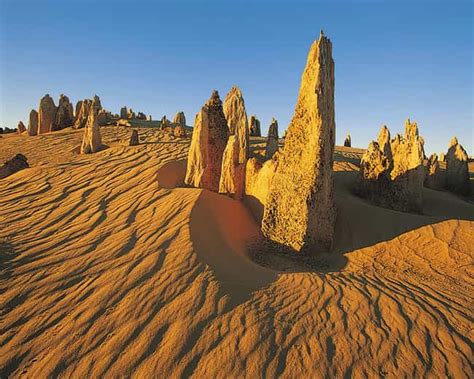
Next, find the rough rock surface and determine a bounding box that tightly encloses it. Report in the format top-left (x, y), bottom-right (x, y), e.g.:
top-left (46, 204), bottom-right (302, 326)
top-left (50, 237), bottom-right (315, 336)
top-left (0, 153), bottom-right (29, 179)
top-left (38, 94), bottom-right (57, 134)
top-left (223, 86), bottom-right (249, 163)
top-left (73, 99), bottom-right (92, 129)
top-left (424, 153), bottom-right (444, 190)
top-left (75, 101), bottom-right (83, 120)
top-left (160, 116), bottom-right (171, 130)
top-left (445, 137), bottom-right (470, 195)
top-left (265, 118), bottom-right (279, 160)
top-left (129, 129), bottom-right (139, 146)
top-left (343, 133), bottom-right (351, 147)
top-left (120, 107), bottom-right (128, 119)
top-left (184, 90), bottom-right (229, 191)
top-left (261, 32), bottom-right (336, 253)
top-left (359, 120), bottom-right (425, 212)
top-left (174, 124), bottom-right (186, 137)
top-left (54, 94), bottom-right (74, 130)
top-left (80, 100), bottom-right (103, 154)
top-left (249, 115), bottom-right (261, 137)
top-left (173, 112), bottom-right (186, 127)
top-left (219, 135), bottom-right (246, 199)
top-left (17, 121), bottom-right (27, 134)
top-left (439, 152), bottom-right (446, 162)
top-left (28, 109), bottom-right (38, 136)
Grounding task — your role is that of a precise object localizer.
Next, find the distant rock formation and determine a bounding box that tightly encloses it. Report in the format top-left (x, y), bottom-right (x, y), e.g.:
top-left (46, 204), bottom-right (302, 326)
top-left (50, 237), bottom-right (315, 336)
top-left (80, 99), bottom-right (103, 154)
top-left (261, 32), bottom-right (336, 253)
top-left (249, 115), bottom-right (261, 137)
top-left (54, 94), bottom-right (74, 130)
top-left (73, 99), bottom-right (92, 129)
top-left (38, 94), bottom-right (57, 134)
top-left (220, 86), bottom-right (249, 198)
top-left (28, 109), bottom-right (38, 136)
top-left (424, 153), bottom-right (444, 190)
top-left (343, 133), bottom-right (351, 147)
top-left (358, 120), bottom-right (425, 212)
top-left (173, 112), bottom-right (186, 127)
top-left (185, 90), bottom-right (229, 191)
top-left (75, 101), bottom-right (83, 119)
top-left (120, 106), bottom-right (128, 119)
top-left (174, 124), bottom-right (186, 137)
top-left (0, 154), bottom-right (29, 179)
top-left (129, 129), bottom-right (139, 146)
top-left (128, 109), bottom-right (136, 119)
top-left (439, 152), bottom-right (446, 162)
top-left (265, 118), bottom-right (279, 160)
top-left (97, 109), bottom-right (113, 126)
top-left (160, 116), bottom-right (171, 130)
top-left (17, 121), bottom-right (27, 134)
top-left (137, 112), bottom-right (147, 120)
top-left (445, 137), bottom-right (470, 195)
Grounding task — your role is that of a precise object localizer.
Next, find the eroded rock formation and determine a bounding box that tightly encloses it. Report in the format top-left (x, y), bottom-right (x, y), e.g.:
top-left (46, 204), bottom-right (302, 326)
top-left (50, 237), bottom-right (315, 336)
top-left (425, 153), bottom-right (444, 190)
top-left (343, 134), bottom-right (351, 147)
top-left (220, 86), bottom-right (249, 198)
top-left (445, 137), bottom-right (470, 195)
top-left (73, 99), bottom-right (92, 129)
top-left (120, 106), bottom-right (128, 119)
top-left (28, 109), bottom-right (38, 136)
top-left (261, 32), bottom-right (336, 252)
top-left (358, 120), bottom-right (425, 212)
top-left (174, 124), bottom-right (186, 137)
top-left (129, 129), bottom-right (139, 146)
top-left (17, 121), bottom-right (27, 134)
top-left (184, 90), bottom-right (229, 191)
top-left (0, 154), bottom-right (29, 179)
top-left (265, 118), bottom-right (279, 160)
top-left (249, 115), bottom-right (261, 137)
top-left (55, 94), bottom-right (74, 130)
top-left (173, 112), bottom-right (186, 127)
top-left (80, 100), bottom-right (103, 154)
top-left (38, 94), bottom-right (57, 134)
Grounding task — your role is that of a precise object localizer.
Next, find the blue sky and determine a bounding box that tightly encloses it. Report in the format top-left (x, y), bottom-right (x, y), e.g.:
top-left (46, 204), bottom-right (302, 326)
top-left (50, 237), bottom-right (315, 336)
top-left (0, 0), bottom-right (472, 154)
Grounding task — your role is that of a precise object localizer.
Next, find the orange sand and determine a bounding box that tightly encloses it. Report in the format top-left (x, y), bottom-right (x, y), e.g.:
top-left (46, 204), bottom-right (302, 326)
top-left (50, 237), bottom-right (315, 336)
top-left (0, 127), bottom-right (473, 377)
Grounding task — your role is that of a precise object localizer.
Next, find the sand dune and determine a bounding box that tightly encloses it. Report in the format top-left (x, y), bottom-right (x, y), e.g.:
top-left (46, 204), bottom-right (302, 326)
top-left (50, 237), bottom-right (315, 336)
top-left (1, 128), bottom-right (473, 377)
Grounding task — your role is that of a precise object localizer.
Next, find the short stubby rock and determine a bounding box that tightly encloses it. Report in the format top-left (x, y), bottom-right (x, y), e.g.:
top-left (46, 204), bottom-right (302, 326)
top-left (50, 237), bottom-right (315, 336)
top-left (0, 154), bottom-right (29, 179)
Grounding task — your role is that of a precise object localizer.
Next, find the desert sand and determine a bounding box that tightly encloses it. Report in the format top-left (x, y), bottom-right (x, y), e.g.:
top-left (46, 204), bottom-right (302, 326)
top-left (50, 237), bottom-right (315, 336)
top-left (0, 127), bottom-right (473, 378)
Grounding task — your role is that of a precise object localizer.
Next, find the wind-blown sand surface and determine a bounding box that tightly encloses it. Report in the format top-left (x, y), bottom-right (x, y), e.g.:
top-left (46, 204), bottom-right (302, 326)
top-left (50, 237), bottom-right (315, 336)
top-left (1, 127), bottom-right (473, 378)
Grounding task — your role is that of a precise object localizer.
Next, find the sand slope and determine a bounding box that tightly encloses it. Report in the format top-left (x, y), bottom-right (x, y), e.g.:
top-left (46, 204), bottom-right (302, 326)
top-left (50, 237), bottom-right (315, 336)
top-left (0, 128), bottom-right (473, 378)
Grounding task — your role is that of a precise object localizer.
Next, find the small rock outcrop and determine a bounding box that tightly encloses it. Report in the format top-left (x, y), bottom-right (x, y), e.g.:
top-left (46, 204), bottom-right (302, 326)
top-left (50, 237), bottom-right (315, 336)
top-left (80, 100), bottom-right (103, 154)
top-left (73, 99), bottom-right (92, 129)
top-left (343, 133), bottom-right (351, 147)
top-left (160, 116), bottom-right (171, 130)
top-left (38, 94), bottom-right (57, 134)
top-left (220, 86), bottom-right (249, 198)
top-left (358, 120), bottom-right (425, 212)
top-left (120, 106), bottom-right (128, 119)
top-left (129, 129), bottom-right (139, 146)
top-left (445, 137), bottom-right (470, 195)
top-left (265, 118), bottom-right (279, 160)
top-left (173, 112), bottom-right (186, 127)
top-left (249, 115), bottom-right (261, 137)
top-left (261, 32), bottom-right (336, 253)
top-left (174, 124), bottom-right (186, 137)
top-left (17, 121), bottom-right (27, 134)
top-left (28, 109), bottom-right (38, 136)
top-left (97, 109), bottom-right (113, 126)
top-left (0, 154), bottom-right (29, 179)
top-left (137, 112), bottom-right (147, 120)
top-left (54, 94), bottom-right (74, 130)
top-left (424, 153), bottom-right (444, 190)
top-left (184, 90), bottom-right (229, 191)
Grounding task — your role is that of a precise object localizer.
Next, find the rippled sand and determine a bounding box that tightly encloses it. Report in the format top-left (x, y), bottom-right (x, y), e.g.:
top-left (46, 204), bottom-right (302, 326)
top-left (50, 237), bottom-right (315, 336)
top-left (1, 127), bottom-right (473, 377)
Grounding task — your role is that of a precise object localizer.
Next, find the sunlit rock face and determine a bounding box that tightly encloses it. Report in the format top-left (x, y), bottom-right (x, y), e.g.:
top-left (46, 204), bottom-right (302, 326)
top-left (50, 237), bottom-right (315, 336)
top-left (55, 94), bottom-right (74, 130)
top-left (249, 115), bottom-right (261, 137)
top-left (358, 120), bottom-right (425, 213)
top-left (445, 137), bottom-right (470, 195)
top-left (185, 90), bottom-right (229, 192)
top-left (219, 86), bottom-right (249, 199)
top-left (265, 118), bottom-right (279, 160)
top-left (261, 32), bottom-right (336, 253)
top-left (28, 109), bottom-right (38, 136)
top-left (173, 111), bottom-right (186, 127)
top-left (74, 99), bottom-right (92, 129)
top-left (174, 124), bottom-right (186, 137)
top-left (38, 94), bottom-right (57, 134)
top-left (17, 121), bottom-right (27, 134)
top-left (80, 97), bottom-right (103, 154)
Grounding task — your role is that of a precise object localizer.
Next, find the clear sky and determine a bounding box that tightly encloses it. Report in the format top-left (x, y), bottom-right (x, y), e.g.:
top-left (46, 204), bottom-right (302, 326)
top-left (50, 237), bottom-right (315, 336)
top-left (0, 0), bottom-right (472, 155)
